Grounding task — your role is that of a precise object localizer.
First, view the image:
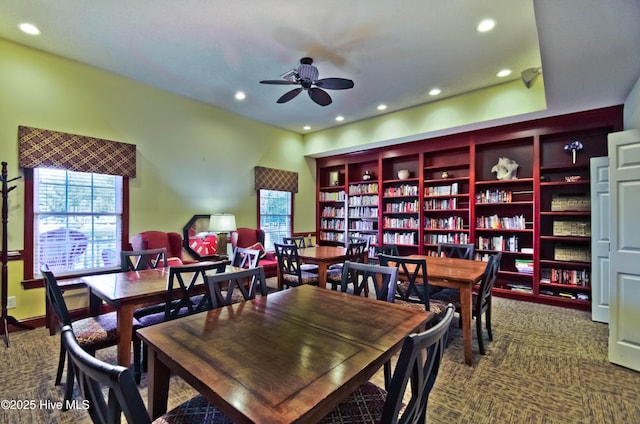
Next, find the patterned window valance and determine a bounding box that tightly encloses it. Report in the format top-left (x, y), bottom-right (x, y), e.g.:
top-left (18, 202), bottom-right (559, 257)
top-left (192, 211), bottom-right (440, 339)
top-left (18, 126), bottom-right (136, 178)
top-left (255, 166), bottom-right (298, 193)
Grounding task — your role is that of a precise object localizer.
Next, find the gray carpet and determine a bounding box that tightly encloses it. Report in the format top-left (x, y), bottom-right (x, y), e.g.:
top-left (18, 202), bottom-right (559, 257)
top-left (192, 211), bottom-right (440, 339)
top-left (1, 289), bottom-right (639, 423)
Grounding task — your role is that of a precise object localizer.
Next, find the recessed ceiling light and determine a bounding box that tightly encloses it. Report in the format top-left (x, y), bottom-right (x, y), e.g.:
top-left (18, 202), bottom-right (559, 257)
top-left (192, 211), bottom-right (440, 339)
top-left (19, 23), bottom-right (41, 35)
top-left (429, 88), bottom-right (441, 96)
top-left (234, 91), bottom-right (246, 100)
top-left (377, 104), bottom-right (387, 111)
top-left (476, 19), bottom-right (495, 33)
top-left (496, 69), bottom-right (512, 78)
top-left (335, 116), bottom-right (344, 122)
top-left (303, 125), bottom-right (311, 131)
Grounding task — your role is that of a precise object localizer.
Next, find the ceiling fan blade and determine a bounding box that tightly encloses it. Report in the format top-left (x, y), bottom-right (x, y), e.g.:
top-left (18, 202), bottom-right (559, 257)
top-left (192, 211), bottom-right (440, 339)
top-left (260, 80), bottom-right (298, 85)
top-left (314, 78), bottom-right (354, 90)
top-left (277, 88), bottom-right (303, 103)
top-left (308, 88), bottom-right (332, 106)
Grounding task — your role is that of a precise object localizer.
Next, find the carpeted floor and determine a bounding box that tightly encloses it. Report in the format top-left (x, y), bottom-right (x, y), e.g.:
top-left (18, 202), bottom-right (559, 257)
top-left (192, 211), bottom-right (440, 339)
top-left (1, 282), bottom-right (639, 424)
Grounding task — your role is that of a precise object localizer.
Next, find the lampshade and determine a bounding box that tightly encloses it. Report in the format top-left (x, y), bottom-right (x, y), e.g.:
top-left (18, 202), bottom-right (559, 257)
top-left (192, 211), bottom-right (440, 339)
top-left (208, 214), bottom-right (237, 233)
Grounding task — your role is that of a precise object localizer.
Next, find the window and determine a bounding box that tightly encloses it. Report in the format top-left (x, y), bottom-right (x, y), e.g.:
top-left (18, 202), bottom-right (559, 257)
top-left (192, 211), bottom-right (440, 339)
top-left (33, 168), bottom-right (122, 277)
top-left (259, 189), bottom-right (292, 250)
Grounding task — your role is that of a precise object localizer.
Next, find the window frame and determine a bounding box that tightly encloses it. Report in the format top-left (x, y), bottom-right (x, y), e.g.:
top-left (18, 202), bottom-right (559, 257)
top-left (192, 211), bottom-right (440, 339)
top-left (258, 189), bottom-right (294, 250)
top-left (22, 168), bottom-right (130, 281)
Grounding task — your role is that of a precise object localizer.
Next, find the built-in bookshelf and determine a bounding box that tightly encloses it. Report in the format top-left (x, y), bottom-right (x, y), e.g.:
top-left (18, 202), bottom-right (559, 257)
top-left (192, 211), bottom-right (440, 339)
top-left (315, 106), bottom-right (623, 310)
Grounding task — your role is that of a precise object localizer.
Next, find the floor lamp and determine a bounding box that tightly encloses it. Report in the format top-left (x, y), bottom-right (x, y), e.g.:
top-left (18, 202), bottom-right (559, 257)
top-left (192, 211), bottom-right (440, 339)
top-left (208, 214), bottom-right (237, 258)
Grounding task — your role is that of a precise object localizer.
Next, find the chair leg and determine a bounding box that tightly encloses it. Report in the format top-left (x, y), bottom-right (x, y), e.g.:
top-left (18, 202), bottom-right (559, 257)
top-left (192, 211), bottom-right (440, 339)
top-left (132, 336), bottom-right (142, 384)
top-left (383, 360), bottom-right (392, 391)
top-left (486, 305), bottom-right (493, 341)
top-left (63, 353), bottom-right (74, 411)
top-left (476, 314), bottom-right (486, 355)
top-left (55, 340), bottom-right (66, 386)
top-left (142, 343), bottom-right (148, 373)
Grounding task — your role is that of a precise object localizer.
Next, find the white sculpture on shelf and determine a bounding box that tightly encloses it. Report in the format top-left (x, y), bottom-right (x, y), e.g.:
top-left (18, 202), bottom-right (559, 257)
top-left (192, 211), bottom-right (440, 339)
top-left (491, 157), bottom-right (519, 180)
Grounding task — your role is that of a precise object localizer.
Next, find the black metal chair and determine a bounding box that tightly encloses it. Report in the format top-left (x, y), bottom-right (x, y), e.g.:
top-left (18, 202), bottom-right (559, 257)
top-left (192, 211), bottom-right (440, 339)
top-left (326, 240), bottom-right (367, 290)
top-left (378, 254), bottom-right (449, 318)
top-left (41, 264), bottom-right (143, 404)
top-left (274, 243), bottom-right (319, 289)
top-left (206, 266), bottom-right (268, 308)
top-left (60, 325), bottom-right (236, 424)
top-left (319, 304), bottom-right (455, 424)
top-left (436, 242), bottom-right (475, 259)
top-left (433, 252), bottom-right (502, 354)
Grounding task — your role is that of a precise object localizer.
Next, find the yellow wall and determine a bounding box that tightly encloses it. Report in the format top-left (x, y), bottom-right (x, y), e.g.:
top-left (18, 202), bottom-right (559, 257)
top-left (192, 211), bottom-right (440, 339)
top-left (303, 78), bottom-right (547, 157)
top-left (0, 38), bottom-right (316, 320)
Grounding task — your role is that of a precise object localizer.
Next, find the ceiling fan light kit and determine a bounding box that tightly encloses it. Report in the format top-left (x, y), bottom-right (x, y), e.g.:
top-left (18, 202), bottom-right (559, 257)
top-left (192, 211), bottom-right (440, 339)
top-left (260, 57), bottom-right (354, 106)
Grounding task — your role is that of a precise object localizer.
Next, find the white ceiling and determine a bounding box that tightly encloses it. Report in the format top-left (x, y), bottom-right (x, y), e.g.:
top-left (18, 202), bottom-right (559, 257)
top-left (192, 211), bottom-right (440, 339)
top-left (1, 0), bottom-right (639, 135)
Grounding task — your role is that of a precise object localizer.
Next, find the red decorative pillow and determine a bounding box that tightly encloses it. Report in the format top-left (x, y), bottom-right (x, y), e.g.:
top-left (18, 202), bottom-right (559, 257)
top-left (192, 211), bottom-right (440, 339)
top-left (247, 242), bottom-right (267, 259)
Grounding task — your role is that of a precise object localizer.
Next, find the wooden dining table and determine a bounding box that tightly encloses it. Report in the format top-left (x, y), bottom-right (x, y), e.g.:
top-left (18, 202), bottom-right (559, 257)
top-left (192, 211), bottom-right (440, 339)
top-left (65, 263), bottom-right (234, 367)
top-left (278, 245), bottom-right (349, 290)
top-left (138, 284), bottom-right (431, 423)
top-left (407, 255), bottom-right (487, 366)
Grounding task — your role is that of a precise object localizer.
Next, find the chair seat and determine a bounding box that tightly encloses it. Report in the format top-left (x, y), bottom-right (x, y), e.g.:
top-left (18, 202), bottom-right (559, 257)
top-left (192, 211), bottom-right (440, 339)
top-left (300, 264), bottom-right (319, 273)
top-left (395, 297), bottom-right (449, 317)
top-left (318, 382), bottom-right (387, 424)
top-left (282, 271), bottom-right (319, 286)
top-left (73, 312), bottom-right (141, 347)
top-left (137, 307), bottom-right (193, 327)
top-left (431, 288), bottom-right (462, 305)
top-left (153, 394), bottom-right (234, 424)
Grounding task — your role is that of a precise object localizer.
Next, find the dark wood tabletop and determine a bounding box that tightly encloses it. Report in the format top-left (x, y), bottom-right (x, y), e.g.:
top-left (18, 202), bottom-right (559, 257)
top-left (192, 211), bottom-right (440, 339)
top-left (139, 284), bottom-right (431, 423)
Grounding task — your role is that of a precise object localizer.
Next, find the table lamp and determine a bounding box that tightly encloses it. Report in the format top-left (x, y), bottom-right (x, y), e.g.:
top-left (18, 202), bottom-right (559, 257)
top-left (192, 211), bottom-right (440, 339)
top-left (208, 213), bottom-right (236, 257)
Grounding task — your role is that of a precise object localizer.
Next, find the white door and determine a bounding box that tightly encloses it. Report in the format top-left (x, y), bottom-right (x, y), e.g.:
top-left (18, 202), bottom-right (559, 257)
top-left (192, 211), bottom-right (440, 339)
top-left (608, 129), bottom-right (640, 371)
top-left (591, 157), bottom-right (610, 323)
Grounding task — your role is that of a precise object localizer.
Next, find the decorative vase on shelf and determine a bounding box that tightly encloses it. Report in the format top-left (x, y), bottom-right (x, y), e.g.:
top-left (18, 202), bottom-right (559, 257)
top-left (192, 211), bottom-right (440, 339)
top-left (441, 171), bottom-right (449, 179)
top-left (362, 171), bottom-right (372, 181)
top-left (397, 169), bottom-right (410, 180)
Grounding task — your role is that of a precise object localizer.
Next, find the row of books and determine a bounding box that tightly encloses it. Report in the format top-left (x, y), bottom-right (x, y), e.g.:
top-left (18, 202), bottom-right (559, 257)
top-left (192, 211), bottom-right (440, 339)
top-left (383, 217), bottom-right (420, 229)
top-left (320, 218), bottom-right (345, 230)
top-left (321, 206), bottom-right (345, 218)
top-left (424, 216), bottom-right (466, 230)
top-left (384, 200), bottom-right (420, 213)
top-left (348, 195), bottom-right (378, 206)
top-left (515, 259), bottom-right (534, 274)
top-left (425, 183), bottom-right (459, 196)
top-left (382, 232), bottom-right (416, 245)
top-left (475, 189), bottom-right (513, 204)
top-left (348, 207), bottom-right (378, 218)
top-left (383, 185), bottom-right (418, 197)
top-left (476, 214), bottom-right (526, 230)
top-left (424, 198), bottom-right (459, 210)
top-left (320, 191), bottom-right (346, 201)
top-left (477, 235), bottom-right (520, 252)
top-left (424, 233), bottom-right (470, 245)
top-left (348, 183), bottom-right (378, 195)
top-left (540, 268), bottom-right (590, 286)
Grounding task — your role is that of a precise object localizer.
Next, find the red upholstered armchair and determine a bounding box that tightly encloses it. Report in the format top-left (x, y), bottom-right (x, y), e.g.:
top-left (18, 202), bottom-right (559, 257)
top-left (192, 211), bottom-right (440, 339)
top-left (130, 231), bottom-right (184, 261)
top-left (230, 228), bottom-right (278, 278)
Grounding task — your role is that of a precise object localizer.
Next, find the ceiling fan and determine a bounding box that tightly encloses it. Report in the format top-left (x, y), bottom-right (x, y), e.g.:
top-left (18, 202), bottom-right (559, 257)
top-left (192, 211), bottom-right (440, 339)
top-left (260, 57), bottom-right (354, 106)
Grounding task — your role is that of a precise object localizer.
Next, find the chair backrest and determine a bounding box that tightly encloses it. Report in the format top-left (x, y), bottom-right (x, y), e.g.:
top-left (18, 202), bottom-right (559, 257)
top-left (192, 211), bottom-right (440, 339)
top-left (374, 244), bottom-right (399, 257)
top-left (165, 261), bottom-right (227, 319)
top-left (436, 242), bottom-right (475, 259)
top-left (120, 248), bottom-right (168, 271)
top-left (381, 304), bottom-right (455, 423)
top-left (60, 325), bottom-right (152, 424)
top-left (130, 231), bottom-right (183, 260)
top-left (344, 240), bottom-right (368, 263)
top-left (378, 254), bottom-right (432, 310)
top-left (206, 267), bottom-right (268, 308)
top-left (231, 247), bottom-right (260, 269)
top-left (339, 261), bottom-right (398, 303)
top-left (283, 236), bottom-right (306, 248)
top-left (477, 253), bottom-right (502, 314)
top-left (41, 264), bottom-right (72, 327)
top-left (274, 243), bottom-right (303, 280)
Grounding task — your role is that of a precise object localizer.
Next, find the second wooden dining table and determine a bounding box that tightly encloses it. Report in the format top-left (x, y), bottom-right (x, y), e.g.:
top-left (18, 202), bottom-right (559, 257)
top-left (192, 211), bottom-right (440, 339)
top-left (278, 245), bottom-right (350, 290)
top-left (139, 284), bottom-right (431, 423)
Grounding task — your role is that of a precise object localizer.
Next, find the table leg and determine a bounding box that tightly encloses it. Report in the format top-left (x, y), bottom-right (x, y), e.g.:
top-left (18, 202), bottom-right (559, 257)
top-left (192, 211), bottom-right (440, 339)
top-left (317, 263), bottom-right (328, 289)
top-left (460, 286), bottom-right (473, 366)
top-left (147, 346), bottom-right (170, 419)
top-left (116, 305), bottom-right (134, 367)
